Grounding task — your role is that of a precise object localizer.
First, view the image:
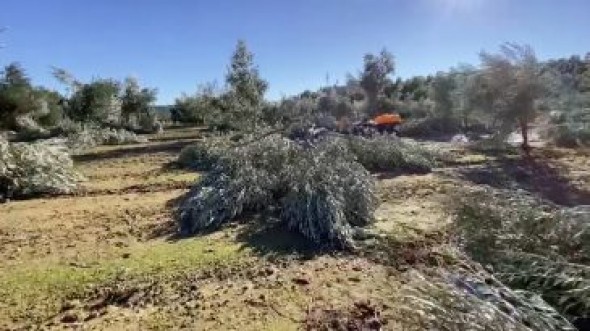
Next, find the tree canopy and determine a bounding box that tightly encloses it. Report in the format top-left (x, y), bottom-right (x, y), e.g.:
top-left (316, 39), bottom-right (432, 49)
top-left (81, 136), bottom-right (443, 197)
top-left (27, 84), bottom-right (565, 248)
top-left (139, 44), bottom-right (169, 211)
top-left (360, 49), bottom-right (395, 116)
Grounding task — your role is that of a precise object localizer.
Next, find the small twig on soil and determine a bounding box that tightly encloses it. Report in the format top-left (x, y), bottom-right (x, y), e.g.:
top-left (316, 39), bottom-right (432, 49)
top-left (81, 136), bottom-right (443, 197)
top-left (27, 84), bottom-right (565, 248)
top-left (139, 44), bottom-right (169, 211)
top-left (269, 304), bottom-right (303, 323)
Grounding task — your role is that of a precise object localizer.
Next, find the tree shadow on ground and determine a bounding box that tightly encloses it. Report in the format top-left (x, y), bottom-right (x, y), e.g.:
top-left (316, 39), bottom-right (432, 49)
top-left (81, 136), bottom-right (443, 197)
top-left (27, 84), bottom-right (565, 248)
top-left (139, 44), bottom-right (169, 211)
top-left (234, 219), bottom-right (331, 260)
top-left (466, 144), bottom-right (521, 158)
top-left (73, 140), bottom-right (197, 163)
top-left (147, 132), bottom-right (204, 143)
top-left (147, 215), bottom-right (329, 261)
top-left (457, 155), bottom-right (590, 207)
top-left (151, 195), bottom-right (328, 259)
top-left (143, 194), bottom-right (188, 240)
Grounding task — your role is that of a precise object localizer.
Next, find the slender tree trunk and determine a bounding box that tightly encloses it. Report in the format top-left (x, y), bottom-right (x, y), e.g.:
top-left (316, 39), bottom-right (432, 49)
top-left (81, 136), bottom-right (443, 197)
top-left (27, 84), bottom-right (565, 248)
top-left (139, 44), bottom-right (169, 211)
top-left (366, 92), bottom-right (378, 117)
top-left (519, 118), bottom-right (531, 155)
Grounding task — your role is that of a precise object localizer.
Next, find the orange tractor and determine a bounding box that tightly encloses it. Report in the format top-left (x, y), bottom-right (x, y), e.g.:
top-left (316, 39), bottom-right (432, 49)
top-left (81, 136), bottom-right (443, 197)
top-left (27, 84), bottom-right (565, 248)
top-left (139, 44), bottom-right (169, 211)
top-left (352, 113), bottom-right (403, 136)
top-left (372, 113), bottom-right (403, 134)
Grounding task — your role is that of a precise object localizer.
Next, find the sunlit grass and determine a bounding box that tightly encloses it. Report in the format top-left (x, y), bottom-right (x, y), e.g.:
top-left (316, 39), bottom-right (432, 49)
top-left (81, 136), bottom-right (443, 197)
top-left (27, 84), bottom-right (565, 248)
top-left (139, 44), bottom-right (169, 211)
top-left (0, 236), bottom-right (248, 324)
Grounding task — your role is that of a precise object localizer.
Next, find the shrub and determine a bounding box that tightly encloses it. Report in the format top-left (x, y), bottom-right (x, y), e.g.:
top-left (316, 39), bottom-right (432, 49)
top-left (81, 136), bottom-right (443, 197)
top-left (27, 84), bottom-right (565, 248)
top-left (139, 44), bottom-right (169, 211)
top-left (457, 190), bottom-right (589, 264)
top-left (177, 135), bottom-right (297, 232)
top-left (344, 135), bottom-right (437, 173)
top-left (397, 270), bottom-right (576, 330)
top-left (176, 132), bottom-right (442, 247)
top-left (136, 111), bottom-right (162, 133)
top-left (100, 128), bottom-right (148, 145)
top-left (280, 139), bottom-right (376, 247)
top-left (553, 125), bottom-right (590, 148)
top-left (456, 189), bottom-right (590, 323)
top-left (398, 117), bottom-right (462, 138)
top-left (177, 134), bottom-right (377, 248)
top-left (65, 79), bottom-right (121, 123)
top-left (493, 253), bottom-right (590, 323)
top-left (0, 136), bottom-right (80, 199)
top-left (179, 134), bottom-right (438, 175)
top-left (177, 136), bottom-right (232, 171)
top-left (66, 126), bottom-right (148, 152)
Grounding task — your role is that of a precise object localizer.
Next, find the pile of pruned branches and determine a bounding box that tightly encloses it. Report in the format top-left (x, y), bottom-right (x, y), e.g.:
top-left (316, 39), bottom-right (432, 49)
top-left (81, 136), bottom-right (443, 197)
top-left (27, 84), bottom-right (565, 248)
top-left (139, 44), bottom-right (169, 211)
top-left (1, 136), bottom-right (81, 200)
top-left (177, 133), bottom-right (377, 248)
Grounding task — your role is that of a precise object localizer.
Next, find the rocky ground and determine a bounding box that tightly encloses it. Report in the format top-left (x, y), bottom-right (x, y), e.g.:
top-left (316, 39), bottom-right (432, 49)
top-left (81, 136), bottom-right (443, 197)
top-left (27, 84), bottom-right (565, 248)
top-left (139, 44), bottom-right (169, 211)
top-left (0, 127), bottom-right (588, 330)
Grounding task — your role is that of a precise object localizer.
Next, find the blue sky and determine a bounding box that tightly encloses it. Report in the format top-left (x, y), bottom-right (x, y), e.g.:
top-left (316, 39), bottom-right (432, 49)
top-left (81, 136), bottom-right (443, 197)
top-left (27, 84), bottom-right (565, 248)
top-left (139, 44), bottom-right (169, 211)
top-left (1, 0), bottom-right (589, 104)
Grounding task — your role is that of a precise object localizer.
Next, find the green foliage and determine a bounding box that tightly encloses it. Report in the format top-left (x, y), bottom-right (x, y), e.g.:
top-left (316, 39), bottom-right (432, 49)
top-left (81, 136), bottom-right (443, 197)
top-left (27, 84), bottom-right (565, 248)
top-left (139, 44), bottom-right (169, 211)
top-left (177, 135), bottom-right (301, 232)
top-left (51, 67), bottom-right (82, 94)
top-left (398, 270), bottom-right (576, 330)
top-left (431, 72), bottom-right (456, 120)
top-left (457, 191), bottom-right (589, 263)
top-left (51, 70), bottom-right (160, 130)
top-left (317, 89), bottom-right (355, 119)
top-left (135, 110), bottom-right (162, 133)
top-left (343, 135), bottom-right (437, 173)
top-left (171, 41), bottom-right (268, 131)
top-left (494, 254), bottom-right (590, 321)
top-left (360, 49), bottom-right (395, 116)
top-left (271, 96), bottom-right (318, 128)
top-left (0, 136), bottom-right (80, 199)
top-left (0, 63), bottom-right (62, 131)
top-left (399, 117), bottom-right (462, 137)
top-left (373, 96), bottom-right (397, 114)
top-left (553, 124), bottom-right (590, 147)
top-left (0, 84), bottom-right (39, 129)
top-left (34, 88), bottom-right (65, 127)
top-left (2, 62), bottom-right (30, 86)
top-left (474, 43), bottom-right (546, 148)
top-left (280, 139), bottom-right (376, 247)
top-left (52, 69), bottom-right (160, 131)
top-left (177, 136), bottom-right (231, 171)
top-left (226, 40), bottom-right (268, 109)
top-left (545, 55), bottom-right (590, 92)
top-left (171, 83), bottom-right (221, 125)
top-left (177, 134), bottom-right (377, 248)
top-left (176, 132), bottom-right (439, 248)
top-left (211, 40), bottom-right (270, 130)
top-left (399, 76), bottom-right (431, 102)
top-left (450, 65), bottom-right (484, 128)
top-left (66, 79), bottom-right (121, 123)
top-left (456, 190), bottom-right (590, 323)
top-left (396, 99), bottom-right (433, 120)
top-left (66, 126), bottom-right (148, 152)
top-left (120, 77), bottom-right (157, 126)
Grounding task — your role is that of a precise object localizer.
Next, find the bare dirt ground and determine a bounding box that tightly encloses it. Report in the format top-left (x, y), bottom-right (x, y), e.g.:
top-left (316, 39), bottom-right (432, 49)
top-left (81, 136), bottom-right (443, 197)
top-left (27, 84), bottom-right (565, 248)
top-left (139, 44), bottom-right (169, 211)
top-left (1, 127), bottom-right (588, 330)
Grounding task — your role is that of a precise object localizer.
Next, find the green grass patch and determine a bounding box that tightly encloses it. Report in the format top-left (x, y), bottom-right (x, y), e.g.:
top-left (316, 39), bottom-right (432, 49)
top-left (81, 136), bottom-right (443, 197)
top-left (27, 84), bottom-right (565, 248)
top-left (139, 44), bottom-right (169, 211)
top-left (0, 236), bottom-right (248, 325)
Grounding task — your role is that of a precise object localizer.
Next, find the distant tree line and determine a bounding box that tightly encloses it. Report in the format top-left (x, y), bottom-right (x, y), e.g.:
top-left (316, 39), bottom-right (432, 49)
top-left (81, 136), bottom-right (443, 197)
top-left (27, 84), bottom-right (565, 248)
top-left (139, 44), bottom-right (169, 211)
top-left (0, 63), bottom-right (160, 137)
top-left (2, 38), bottom-right (588, 148)
top-left (171, 40), bottom-right (589, 149)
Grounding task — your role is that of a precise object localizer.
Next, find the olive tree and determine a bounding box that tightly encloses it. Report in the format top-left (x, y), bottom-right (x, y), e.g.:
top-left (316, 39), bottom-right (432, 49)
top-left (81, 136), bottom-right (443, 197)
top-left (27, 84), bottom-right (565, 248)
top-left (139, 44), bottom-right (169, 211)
top-left (66, 79), bottom-right (121, 124)
top-left (475, 43), bottom-right (545, 152)
top-left (0, 63), bottom-right (36, 129)
top-left (225, 40), bottom-right (268, 126)
top-left (360, 49), bottom-right (395, 116)
top-left (0, 63), bottom-right (62, 131)
top-left (400, 76), bottom-right (430, 102)
top-left (431, 72), bottom-right (456, 120)
top-left (120, 77), bottom-right (157, 126)
top-left (52, 67), bottom-right (82, 97)
top-left (172, 82), bottom-right (222, 125)
top-left (449, 65), bottom-right (479, 128)
top-left (318, 88), bottom-right (354, 119)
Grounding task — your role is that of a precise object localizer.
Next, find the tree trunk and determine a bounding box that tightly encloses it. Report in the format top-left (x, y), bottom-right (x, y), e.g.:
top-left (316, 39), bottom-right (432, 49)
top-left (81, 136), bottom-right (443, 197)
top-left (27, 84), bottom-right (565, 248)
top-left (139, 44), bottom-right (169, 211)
top-left (366, 92), bottom-right (378, 117)
top-left (519, 119), bottom-right (531, 155)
